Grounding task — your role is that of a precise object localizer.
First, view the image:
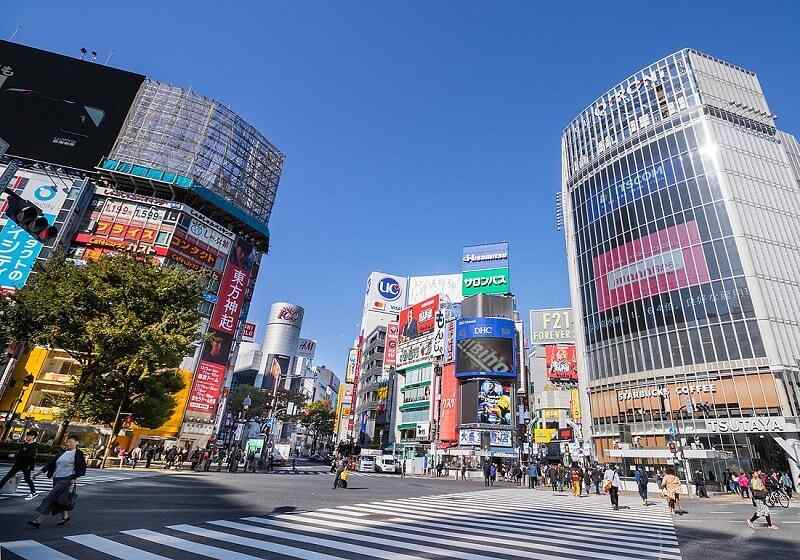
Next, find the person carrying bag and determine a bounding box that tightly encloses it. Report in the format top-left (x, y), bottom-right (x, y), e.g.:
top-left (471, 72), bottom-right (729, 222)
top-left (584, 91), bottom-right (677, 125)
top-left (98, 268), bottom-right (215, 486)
top-left (28, 434), bottom-right (86, 529)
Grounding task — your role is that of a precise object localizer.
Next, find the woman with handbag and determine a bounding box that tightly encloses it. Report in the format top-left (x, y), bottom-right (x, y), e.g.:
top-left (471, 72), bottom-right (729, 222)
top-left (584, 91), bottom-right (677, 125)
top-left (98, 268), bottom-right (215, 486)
top-left (661, 467), bottom-right (682, 515)
top-left (747, 469), bottom-right (777, 529)
top-left (28, 434), bottom-right (86, 528)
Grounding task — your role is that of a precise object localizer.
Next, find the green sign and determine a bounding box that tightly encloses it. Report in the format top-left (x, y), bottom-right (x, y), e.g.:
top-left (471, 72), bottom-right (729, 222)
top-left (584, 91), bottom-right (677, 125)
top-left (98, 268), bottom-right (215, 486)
top-left (462, 267), bottom-right (510, 297)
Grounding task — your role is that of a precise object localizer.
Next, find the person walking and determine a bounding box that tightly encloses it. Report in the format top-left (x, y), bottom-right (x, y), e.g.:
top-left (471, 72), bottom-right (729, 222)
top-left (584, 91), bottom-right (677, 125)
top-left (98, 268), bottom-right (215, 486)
top-left (401, 459), bottom-right (407, 479)
top-left (0, 429), bottom-right (40, 500)
top-left (780, 471), bottom-right (793, 498)
top-left (489, 463), bottom-right (497, 487)
top-left (527, 463), bottom-right (536, 489)
top-left (592, 465), bottom-right (602, 495)
top-left (570, 464), bottom-right (582, 497)
top-left (28, 434), bottom-right (86, 528)
top-left (694, 470), bottom-right (708, 498)
top-left (332, 459), bottom-right (346, 489)
top-left (461, 462), bottom-right (467, 481)
top-left (738, 472), bottom-right (750, 499)
top-left (635, 465), bottom-right (650, 505)
top-left (603, 464), bottom-right (621, 510)
top-left (747, 469), bottom-right (777, 529)
top-left (130, 445), bottom-right (142, 469)
top-left (583, 468), bottom-right (592, 496)
top-left (661, 467), bottom-right (682, 515)
top-left (145, 446), bottom-right (155, 469)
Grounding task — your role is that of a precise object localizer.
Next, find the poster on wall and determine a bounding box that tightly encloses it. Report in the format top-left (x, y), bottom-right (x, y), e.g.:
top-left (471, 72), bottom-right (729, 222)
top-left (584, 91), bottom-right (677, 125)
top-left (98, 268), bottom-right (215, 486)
top-left (545, 344), bottom-right (578, 381)
top-left (345, 347), bottom-right (357, 384)
top-left (399, 295), bottom-right (439, 342)
top-left (477, 380), bottom-right (512, 425)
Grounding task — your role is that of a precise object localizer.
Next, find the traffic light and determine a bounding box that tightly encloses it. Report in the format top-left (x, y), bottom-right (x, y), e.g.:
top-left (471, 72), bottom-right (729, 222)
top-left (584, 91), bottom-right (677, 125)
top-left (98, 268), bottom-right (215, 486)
top-left (2, 189), bottom-right (58, 242)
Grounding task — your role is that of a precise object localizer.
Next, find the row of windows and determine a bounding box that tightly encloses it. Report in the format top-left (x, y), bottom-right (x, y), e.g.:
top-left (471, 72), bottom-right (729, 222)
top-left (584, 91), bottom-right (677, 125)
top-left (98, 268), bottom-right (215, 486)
top-left (586, 319), bottom-right (765, 380)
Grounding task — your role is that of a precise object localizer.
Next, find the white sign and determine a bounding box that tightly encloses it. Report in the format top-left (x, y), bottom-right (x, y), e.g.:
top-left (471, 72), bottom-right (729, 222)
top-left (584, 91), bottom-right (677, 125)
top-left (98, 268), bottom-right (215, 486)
top-left (416, 422), bottom-right (429, 439)
top-left (364, 271), bottom-right (408, 315)
top-left (396, 332), bottom-right (437, 370)
top-left (530, 308), bottom-right (575, 345)
top-left (458, 429), bottom-right (512, 447)
top-left (408, 274), bottom-right (463, 305)
top-left (617, 383), bottom-right (716, 401)
top-left (187, 210), bottom-right (235, 254)
top-left (296, 338), bottom-right (317, 359)
top-left (707, 417), bottom-right (786, 434)
top-left (267, 302), bottom-right (304, 329)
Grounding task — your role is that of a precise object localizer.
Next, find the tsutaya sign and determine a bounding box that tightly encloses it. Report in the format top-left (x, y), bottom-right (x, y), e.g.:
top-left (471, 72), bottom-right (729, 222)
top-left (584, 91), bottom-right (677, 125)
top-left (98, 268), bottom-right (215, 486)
top-left (617, 383), bottom-right (716, 401)
top-left (707, 416), bottom-right (786, 434)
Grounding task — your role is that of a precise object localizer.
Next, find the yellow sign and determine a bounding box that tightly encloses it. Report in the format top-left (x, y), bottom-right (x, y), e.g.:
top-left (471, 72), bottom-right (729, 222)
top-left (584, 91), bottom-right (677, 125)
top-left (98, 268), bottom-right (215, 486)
top-left (542, 409), bottom-right (560, 420)
top-left (570, 389), bottom-right (581, 421)
top-left (534, 428), bottom-right (557, 443)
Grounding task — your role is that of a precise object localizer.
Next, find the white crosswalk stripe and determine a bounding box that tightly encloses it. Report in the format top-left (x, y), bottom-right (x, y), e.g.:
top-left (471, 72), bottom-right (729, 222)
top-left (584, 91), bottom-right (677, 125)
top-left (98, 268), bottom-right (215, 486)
top-left (0, 487), bottom-right (681, 559)
top-left (0, 466), bottom-right (159, 501)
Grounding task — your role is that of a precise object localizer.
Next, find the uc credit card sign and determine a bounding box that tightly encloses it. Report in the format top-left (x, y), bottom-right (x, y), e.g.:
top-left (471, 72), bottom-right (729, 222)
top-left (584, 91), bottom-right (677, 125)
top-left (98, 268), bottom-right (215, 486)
top-left (0, 173), bottom-right (68, 289)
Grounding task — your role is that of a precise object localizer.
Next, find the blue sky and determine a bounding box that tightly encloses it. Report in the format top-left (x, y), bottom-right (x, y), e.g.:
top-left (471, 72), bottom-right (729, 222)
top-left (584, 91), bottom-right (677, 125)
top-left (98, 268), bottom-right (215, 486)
top-left (6, 1), bottom-right (799, 375)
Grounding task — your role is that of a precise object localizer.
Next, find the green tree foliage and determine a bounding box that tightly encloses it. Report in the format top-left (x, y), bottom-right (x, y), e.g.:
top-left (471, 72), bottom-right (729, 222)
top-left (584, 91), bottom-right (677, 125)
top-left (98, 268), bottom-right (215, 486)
top-left (10, 254), bottom-right (205, 442)
top-left (227, 383), bottom-right (307, 423)
top-left (300, 400), bottom-right (335, 453)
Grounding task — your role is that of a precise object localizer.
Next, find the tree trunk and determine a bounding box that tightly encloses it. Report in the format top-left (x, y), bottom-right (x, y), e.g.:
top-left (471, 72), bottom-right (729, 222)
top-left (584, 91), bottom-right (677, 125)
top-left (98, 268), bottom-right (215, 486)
top-left (53, 418), bottom-right (71, 446)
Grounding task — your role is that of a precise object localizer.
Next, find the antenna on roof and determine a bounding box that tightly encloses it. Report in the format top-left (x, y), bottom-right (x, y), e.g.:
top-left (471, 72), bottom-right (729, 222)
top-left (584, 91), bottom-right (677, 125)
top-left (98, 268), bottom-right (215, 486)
top-left (104, 51), bottom-right (114, 65)
top-left (9, 25), bottom-right (22, 41)
top-left (80, 47), bottom-right (87, 60)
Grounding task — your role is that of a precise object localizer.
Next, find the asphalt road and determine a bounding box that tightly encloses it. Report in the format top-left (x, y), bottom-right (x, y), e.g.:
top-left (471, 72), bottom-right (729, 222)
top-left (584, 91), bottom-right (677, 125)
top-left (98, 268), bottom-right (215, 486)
top-left (2, 465), bottom-right (798, 559)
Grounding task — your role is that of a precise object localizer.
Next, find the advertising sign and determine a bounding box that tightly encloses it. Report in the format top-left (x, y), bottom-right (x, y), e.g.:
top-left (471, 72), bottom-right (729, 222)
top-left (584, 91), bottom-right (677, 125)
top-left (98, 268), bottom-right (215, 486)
top-left (168, 230), bottom-right (219, 269)
top-left (534, 428), bottom-right (557, 444)
top-left (267, 302), bottom-right (304, 329)
top-left (594, 221), bottom-right (710, 312)
top-left (186, 361), bottom-right (226, 414)
top-left (443, 319), bottom-right (456, 364)
top-left (530, 308), bottom-right (575, 345)
top-left (545, 344), bottom-right (578, 381)
top-left (265, 354), bottom-right (291, 388)
top-left (0, 40), bottom-right (145, 170)
top-left (458, 429), bottom-right (512, 447)
top-left (408, 274), bottom-right (462, 304)
top-left (477, 380), bottom-right (512, 425)
top-left (242, 322), bottom-right (256, 340)
top-left (570, 388), bottom-right (581, 421)
top-left (383, 321), bottom-right (399, 370)
top-left (0, 169), bottom-right (68, 289)
top-left (462, 242), bottom-right (509, 272)
top-left (438, 364), bottom-right (459, 442)
top-left (296, 338), bottom-right (316, 359)
top-left (462, 267), bottom-right (510, 297)
top-left (399, 295), bottom-right (440, 343)
top-left (396, 333), bottom-right (437, 370)
top-left (186, 210), bottom-right (234, 255)
top-left (345, 347), bottom-right (357, 384)
top-left (455, 317), bottom-right (516, 379)
top-left (364, 271), bottom-right (407, 314)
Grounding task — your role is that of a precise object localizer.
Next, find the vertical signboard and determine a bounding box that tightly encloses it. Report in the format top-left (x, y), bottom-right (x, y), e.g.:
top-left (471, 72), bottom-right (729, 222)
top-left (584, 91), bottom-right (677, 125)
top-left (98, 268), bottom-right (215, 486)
top-left (0, 170), bottom-right (68, 289)
top-left (363, 271), bottom-right (407, 314)
top-left (438, 364), bottom-right (459, 443)
top-left (545, 344), bottom-right (578, 381)
top-left (383, 321), bottom-right (399, 371)
top-left (345, 347), bottom-right (357, 384)
top-left (187, 238), bottom-right (256, 416)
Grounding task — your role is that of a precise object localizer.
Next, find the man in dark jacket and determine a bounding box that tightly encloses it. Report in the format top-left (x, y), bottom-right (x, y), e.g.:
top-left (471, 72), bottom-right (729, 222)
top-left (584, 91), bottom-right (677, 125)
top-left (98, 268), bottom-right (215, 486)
top-left (0, 429), bottom-right (39, 499)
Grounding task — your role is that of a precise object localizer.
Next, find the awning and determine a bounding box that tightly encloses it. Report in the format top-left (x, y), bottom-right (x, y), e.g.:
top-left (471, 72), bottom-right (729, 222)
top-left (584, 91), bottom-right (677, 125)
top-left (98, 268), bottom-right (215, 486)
top-left (608, 448), bottom-right (731, 459)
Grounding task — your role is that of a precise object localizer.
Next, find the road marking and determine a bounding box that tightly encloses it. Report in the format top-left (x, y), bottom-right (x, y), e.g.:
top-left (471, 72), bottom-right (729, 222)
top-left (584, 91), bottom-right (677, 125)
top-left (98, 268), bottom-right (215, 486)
top-left (124, 529), bottom-right (276, 560)
top-left (0, 540), bottom-right (77, 559)
top-left (66, 534), bottom-right (171, 559)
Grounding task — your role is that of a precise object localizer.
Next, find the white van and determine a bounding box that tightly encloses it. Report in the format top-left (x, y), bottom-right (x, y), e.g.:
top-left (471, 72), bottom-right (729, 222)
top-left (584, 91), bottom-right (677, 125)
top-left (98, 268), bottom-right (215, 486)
top-left (375, 455), bottom-right (398, 474)
top-left (357, 456), bottom-right (376, 472)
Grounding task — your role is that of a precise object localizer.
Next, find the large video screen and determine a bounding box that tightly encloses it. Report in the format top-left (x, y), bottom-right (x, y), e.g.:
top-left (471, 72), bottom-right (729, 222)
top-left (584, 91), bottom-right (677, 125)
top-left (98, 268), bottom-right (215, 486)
top-left (0, 40), bottom-right (144, 170)
top-left (456, 337), bottom-right (515, 378)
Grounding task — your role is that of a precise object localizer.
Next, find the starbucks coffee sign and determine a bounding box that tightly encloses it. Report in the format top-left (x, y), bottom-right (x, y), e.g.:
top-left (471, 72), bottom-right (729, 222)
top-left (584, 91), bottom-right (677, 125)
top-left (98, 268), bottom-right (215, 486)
top-left (706, 416), bottom-right (786, 434)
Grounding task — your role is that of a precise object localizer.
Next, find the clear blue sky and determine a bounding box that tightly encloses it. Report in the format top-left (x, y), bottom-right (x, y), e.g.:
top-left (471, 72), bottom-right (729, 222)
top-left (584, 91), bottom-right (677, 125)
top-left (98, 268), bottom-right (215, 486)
top-left (6, 1), bottom-right (799, 374)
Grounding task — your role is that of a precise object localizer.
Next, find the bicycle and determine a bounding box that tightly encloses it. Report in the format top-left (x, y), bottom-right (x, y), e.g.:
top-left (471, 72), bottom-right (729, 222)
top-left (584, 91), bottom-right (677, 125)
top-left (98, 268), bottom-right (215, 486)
top-left (765, 488), bottom-right (790, 508)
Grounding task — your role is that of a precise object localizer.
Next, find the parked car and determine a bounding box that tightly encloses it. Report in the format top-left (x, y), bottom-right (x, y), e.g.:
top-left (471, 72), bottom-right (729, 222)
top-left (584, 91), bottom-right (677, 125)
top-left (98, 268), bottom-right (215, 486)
top-left (375, 455), bottom-right (399, 474)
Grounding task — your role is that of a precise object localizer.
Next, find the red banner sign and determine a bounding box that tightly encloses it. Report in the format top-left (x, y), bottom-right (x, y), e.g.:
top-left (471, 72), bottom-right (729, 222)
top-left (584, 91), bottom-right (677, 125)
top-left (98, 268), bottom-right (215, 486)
top-left (187, 361), bottom-right (226, 413)
top-left (210, 242), bottom-right (253, 335)
top-left (383, 321), bottom-right (399, 369)
top-left (593, 221), bottom-right (710, 312)
top-left (399, 294), bottom-right (439, 343)
top-left (170, 231), bottom-right (218, 268)
top-left (545, 344), bottom-right (578, 381)
top-left (242, 322), bottom-right (256, 339)
top-left (438, 364), bottom-right (459, 442)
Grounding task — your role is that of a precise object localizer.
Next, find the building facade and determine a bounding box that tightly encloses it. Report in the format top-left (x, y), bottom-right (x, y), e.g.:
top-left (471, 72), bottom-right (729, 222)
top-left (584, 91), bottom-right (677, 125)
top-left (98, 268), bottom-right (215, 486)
top-left (562, 49), bottom-right (800, 481)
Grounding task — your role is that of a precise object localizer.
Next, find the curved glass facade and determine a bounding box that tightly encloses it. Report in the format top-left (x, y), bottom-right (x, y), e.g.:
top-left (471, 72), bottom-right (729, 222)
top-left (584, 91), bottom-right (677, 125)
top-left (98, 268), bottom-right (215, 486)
top-left (563, 49), bottom-right (800, 475)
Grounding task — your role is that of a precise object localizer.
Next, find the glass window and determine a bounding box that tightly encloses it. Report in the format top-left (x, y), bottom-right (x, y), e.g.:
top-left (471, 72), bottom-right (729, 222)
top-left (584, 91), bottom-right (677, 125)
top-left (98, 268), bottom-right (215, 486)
top-left (156, 231), bottom-right (170, 246)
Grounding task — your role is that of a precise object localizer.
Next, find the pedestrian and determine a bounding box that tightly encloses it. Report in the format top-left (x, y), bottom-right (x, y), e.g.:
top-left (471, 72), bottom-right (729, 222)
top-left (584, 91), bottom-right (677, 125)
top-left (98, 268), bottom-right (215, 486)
top-left (28, 434), bottom-right (86, 528)
top-left (401, 459), bottom-right (407, 479)
top-left (291, 455), bottom-right (297, 473)
top-left (661, 467), bottom-right (682, 515)
top-left (130, 445), bottom-right (142, 469)
top-left (527, 463), bottom-right (536, 489)
top-left (489, 463), bottom-right (497, 486)
top-left (738, 472), bottom-right (750, 499)
top-left (635, 465), bottom-right (650, 505)
top-left (332, 459), bottom-right (346, 489)
top-left (603, 464), bottom-right (621, 510)
top-left (570, 464), bottom-right (582, 497)
top-left (0, 429), bottom-right (40, 500)
top-left (728, 471), bottom-right (739, 494)
top-left (583, 468), bottom-right (592, 496)
top-left (551, 465), bottom-right (559, 493)
top-left (747, 469), bottom-right (777, 530)
top-left (215, 449), bottom-right (226, 472)
top-left (592, 465), bottom-right (602, 495)
top-left (693, 470), bottom-right (708, 498)
top-left (461, 462), bottom-right (467, 481)
top-left (145, 446), bottom-right (154, 469)
top-left (780, 471), bottom-right (793, 498)
top-left (267, 454), bottom-right (274, 472)
top-left (117, 447), bottom-right (127, 468)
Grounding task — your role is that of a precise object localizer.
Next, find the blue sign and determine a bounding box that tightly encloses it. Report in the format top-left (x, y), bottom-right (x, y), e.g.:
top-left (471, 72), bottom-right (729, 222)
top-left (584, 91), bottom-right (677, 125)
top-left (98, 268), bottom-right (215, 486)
top-left (0, 214), bottom-right (54, 290)
top-left (455, 317), bottom-right (517, 380)
top-left (585, 159), bottom-right (674, 224)
top-left (462, 242), bottom-right (509, 272)
top-left (377, 277), bottom-right (401, 301)
top-left (202, 292), bottom-right (218, 304)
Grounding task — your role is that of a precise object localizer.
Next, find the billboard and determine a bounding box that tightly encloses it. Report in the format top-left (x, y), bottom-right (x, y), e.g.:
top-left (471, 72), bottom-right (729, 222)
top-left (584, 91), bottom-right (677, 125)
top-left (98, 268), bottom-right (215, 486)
top-left (396, 333), bottom-right (438, 370)
top-left (593, 221), bottom-right (710, 312)
top-left (455, 317), bottom-right (516, 379)
top-left (399, 295), bottom-right (439, 343)
top-left (0, 40), bottom-right (145, 170)
top-left (462, 242), bottom-right (509, 272)
top-left (461, 267), bottom-right (510, 297)
top-left (242, 322), bottom-right (256, 340)
top-left (383, 321), bottom-right (399, 370)
top-left (364, 271), bottom-right (407, 315)
top-left (296, 338), bottom-right (316, 359)
top-left (545, 344), bottom-right (578, 381)
top-left (267, 302), bottom-right (304, 329)
top-left (530, 308), bottom-right (575, 345)
top-left (408, 274), bottom-right (462, 304)
top-left (0, 168), bottom-right (68, 289)
top-left (438, 364), bottom-right (459, 442)
top-left (477, 380), bottom-right (512, 425)
top-left (345, 347), bottom-right (357, 384)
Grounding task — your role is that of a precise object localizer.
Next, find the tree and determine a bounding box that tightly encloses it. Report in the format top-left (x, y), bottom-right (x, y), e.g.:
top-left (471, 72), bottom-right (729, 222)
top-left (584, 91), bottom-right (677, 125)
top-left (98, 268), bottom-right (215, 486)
top-left (227, 384), bottom-right (307, 423)
top-left (299, 401), bottom-right (335, 454)
top-left (10, 253), bottom-right (205, 444)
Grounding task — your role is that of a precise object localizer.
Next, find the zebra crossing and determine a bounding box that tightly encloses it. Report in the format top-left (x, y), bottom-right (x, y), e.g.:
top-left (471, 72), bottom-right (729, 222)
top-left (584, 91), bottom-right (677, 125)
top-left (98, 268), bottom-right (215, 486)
top-left (1, 487), bottom-right (682, 559)
top-left (0, 466), bottom-right (159, 501)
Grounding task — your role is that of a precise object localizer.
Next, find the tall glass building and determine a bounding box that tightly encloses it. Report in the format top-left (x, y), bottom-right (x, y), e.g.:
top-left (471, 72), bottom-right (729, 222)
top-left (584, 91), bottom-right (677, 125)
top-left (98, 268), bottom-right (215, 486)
top-left (562, 49), bottom-right (800, 482)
